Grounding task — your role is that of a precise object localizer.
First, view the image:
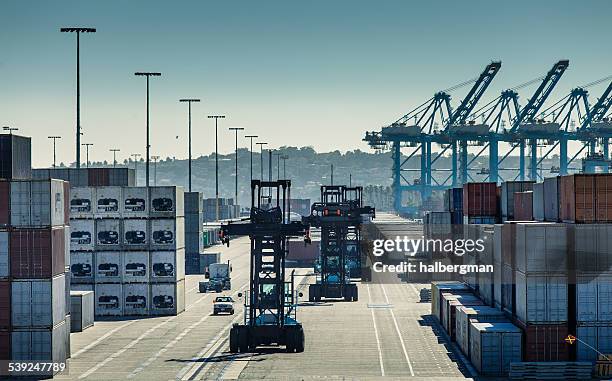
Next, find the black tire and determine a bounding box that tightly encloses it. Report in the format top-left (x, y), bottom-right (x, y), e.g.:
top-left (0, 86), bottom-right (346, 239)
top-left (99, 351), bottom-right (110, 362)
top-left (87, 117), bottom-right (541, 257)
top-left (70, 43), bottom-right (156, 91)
top-left (229, 327), bottom-right (239, 353)
top-left (238, 326), bottom-right (249, 353)
top-left (352, 285), bottom-right (359, 302)
top-left (344, 285), bottom-right (352, 302)
top-left (285, 328), bottom-right (295, 353)
top-left (295, 326), bottom-right (305, 353)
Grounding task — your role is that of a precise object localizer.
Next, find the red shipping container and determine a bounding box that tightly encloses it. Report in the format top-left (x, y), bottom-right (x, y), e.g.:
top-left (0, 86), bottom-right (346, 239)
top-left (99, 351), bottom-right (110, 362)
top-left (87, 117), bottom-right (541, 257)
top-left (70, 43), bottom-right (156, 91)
top-left (286, 239), bottom-right (319, 264)
top-left (596, 174), bottom-right (612, 222)
top-left (62, 181), bottom-right (70, 225)
top-left (88, 168), bottom-right (110, 186)
top-left (463, 182), bottom-right (498, 217)
top-left (560, 174), bottom-right (596, 223)
top-left (0, 331), bottom-right (9, 360)
top-left (0, 181), bottom-right (8, 226)
top-left (514, 191), bottom-right (533, 221)
top-left (0, 281), bottom-right (9, 328)
top-left (514, 320), bottom-right (570, 362)
top-left (9, 227), bottom-right (65, 279)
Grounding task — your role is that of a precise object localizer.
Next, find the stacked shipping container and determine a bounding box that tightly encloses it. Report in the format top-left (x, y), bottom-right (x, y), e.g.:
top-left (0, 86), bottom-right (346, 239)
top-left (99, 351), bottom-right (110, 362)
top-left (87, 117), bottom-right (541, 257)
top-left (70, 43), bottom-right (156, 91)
top-left (32, 167), bottom-right (135, 188)
top-left (184, 192), bottom-right (204, 274)
top-left (203, 198), bottom-right (240, 222)
top-left (462, 182), bottom-right (498, 224)
top-left (69, 186), bottom-right (185, 316)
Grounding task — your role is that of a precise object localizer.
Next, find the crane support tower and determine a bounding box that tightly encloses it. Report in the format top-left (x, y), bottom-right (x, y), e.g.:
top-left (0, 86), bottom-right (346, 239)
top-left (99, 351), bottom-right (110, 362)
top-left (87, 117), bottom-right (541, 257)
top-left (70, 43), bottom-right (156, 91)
top-left (302, 185), bottom-right (375, 302)
top-left (221, 180), bottom-right (310, 353)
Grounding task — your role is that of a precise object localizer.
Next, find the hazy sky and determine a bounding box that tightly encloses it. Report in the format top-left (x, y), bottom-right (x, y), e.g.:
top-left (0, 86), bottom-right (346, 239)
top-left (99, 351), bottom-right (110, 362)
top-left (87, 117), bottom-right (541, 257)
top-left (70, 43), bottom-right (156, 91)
top-left (1, 0), bottom-right (611, 167)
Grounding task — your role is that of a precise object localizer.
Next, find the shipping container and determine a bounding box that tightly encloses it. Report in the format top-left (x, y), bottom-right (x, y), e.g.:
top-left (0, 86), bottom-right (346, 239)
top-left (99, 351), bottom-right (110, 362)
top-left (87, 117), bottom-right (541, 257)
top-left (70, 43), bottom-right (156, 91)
top-left (62, 182), bottom-right (70, 225)
top-left (0, 181), bottom-right (9, 225)
top-left (95, 251), bottom-right (122, 283)
top-left (286, 239), bottom-right (319, 265)
top-left (576, 274), bottom-right (612, 322)
top-left (185, 231), bottom-right (203, 254)
top-left (122, 219), bottom-right (148, 249)
top-left (10, 227), bottom-right (66, 279)
top-left (69, 168), bottom-right (88, 187)
top-left (10, 180), bottom-right (65, 227)
top-left (0, 231), bottom-right (8, 278)
top-left (516, 321), bottom-right (570, 362)
top-left (70, 187), bottom-right (95, 218)
top-left (11, 320), bottom-right (68, 365)
top-left (430, 282), bottom-right (470, 322)
top-left (501, 181), bottom-right (534, 220)
top-left (123, 251), bottom-right (149, 283)
top-left (596, 174), bottom-right (612, 222)
top-left (149, 186), bottom-right (185, 218)
top-left (543, 176), bottom-right (560, 221)
top-left (184, 192), bottom-right (203, 214)
top-left (70, 251), bottom-right (94, 283)
top-left (185, 213), bottom-right (203, 234)
top-left (64, 315), bottom-right (70, 359)
top-left (94, 283), bottom-right (122, 316)
top-left (0, 331), bottom-right (9, 360)
top-left (122, 187), bottom-right (148, 218)
top-left (0, 281), bottom-right (9, 328)
top-left (455, 305), bottom-right (507, 359)
top-left (64, 228), bottom-right (70, 271)
top-left (150, 218), bottom-right (185, 250)
top-left (149, 279), bottom-right (185, 316)
top-left (11, 275), bottom-right (66, 328)
top-left (70, 219), bottom-right (95, 251)
top-left (70, 291), bottom-right (94, 332)
top-left (95, 219), bottom-right (121, 250)
top-left (70, 284), bottom-right (94, 292)
top-left (515, 223), bottom-right (567, 274)
top-left (150, 249), bottom-right (185, 283)
top-left (501, 264), bottom-right (514, 315)
top-left (559, 174), bottom-right (612, 223)
top-left (576, 324), bottom-right (612, 362)
top-left (513, 191), bottom-right (533, 221)
top-left (123, 283), bottom-right (149, 316)
top-left (533, 182), bottom-right (545, 221)
top-left (569, 224), bottom-right (612, 273)
top-left (88, 168), bottom-right (110, 187)
top-left (493, 260), bottom-right (502, 309)
top-left (441, 293), bottom-right (483, 339)
top-left (463, 182), bottom-right (498, 217)
top-left (463, 216), bottom-right (497, 224)
top-left (0, 134), bottom-right (32, 180)
top-left (94, 186), bottom-right (122, 218)
top-left (469, 321), bottom-right (522, 376)
top-left (515, 271), bottom-right (567, 324)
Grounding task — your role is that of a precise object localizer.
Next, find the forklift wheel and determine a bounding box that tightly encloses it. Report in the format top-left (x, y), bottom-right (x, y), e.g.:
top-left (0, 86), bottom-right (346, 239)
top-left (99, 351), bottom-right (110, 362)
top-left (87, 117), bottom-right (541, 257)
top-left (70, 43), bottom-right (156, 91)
top-left (229, 327), bottom-right (239, 353)
top-left (285, 330), bottom-right (295, 353)
top-left (344, 286), bottom-right (352, 302)
top-left (238, 326), bottom-right (249, 353)
top-left (353, 285), bottom-right (359, 302)
top-left (296, 327), bottom-right (305, 353)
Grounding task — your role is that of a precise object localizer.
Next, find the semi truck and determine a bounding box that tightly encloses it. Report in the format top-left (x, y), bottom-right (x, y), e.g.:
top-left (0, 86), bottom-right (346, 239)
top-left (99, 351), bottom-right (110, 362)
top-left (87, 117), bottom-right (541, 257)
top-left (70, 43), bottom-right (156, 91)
top-left (199, 261), bottom-right (232, 293)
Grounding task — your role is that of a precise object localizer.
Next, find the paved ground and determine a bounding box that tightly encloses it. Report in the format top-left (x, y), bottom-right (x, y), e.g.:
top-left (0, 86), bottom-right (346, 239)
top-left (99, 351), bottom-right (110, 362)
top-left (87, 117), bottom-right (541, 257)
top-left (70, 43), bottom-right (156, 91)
top-left (57, 233), bottom-right (476, 381)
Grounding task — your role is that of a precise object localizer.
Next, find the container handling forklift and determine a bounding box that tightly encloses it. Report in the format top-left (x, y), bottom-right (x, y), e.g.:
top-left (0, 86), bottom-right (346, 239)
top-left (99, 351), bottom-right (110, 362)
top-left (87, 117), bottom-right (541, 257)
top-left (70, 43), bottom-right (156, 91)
top-left (302, 185), bottom-right (375, 302)
top-left (220, 180), bottom-right (310, 353)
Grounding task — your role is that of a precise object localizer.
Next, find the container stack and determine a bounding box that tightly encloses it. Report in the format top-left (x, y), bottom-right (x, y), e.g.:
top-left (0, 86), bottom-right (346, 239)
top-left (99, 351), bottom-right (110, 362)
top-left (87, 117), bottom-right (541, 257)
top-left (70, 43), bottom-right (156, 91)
top-left (444, 187), bottom-right (463, 224)
top-left (69, 185), bottom-right (185, 317)
top-left (203, 198), bottom-right (240, 222)
top-left (202, 226), bottom-right (221, 248)
top-left (33, 167), bottom-right (135, 187)
top-left (462, 182), bottom-right (498, 224)
top-left (500, 181), bottom-right (534, 221)
top-left (184, 192), bottom-right (204, 274)
top-left (289, 198), bottom-right (311, 216)
top-left (0, 133), bottom-right (70, 367)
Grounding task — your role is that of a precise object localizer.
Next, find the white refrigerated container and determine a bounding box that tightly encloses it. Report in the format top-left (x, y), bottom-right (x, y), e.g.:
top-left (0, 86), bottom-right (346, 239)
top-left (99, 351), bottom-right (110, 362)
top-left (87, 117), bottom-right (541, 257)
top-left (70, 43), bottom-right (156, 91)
top-left (94, 187), bottom-right (122, 218)
top-left (150, 249), bottom-right (185, 283)
top-left (70, 187), bottom-right (95, 219)
top-left (95, 219), bottom-right (121, 250)
top-left (70, 219), bottom-right (95, 251)
top-left (94, 283), bottom-right (123, 316)
top-left (94, 251), bottom-right (122, 283)
top-left (149, 279), bottom-right (185, 316)
top-left (123, 283), bottom-right (149, 316)
top-left (123, 219), bottom-right (149, 249)
top-left (149, 186), bottom-right (184, 218)
top-left (70, 251), bottom-right (94, 283)
top-left (123, 251), bottom-right (149, 283)
top-left (122, 186), bottom-right (149, 218)
top-left (150, 217), bottom-right (185, 250)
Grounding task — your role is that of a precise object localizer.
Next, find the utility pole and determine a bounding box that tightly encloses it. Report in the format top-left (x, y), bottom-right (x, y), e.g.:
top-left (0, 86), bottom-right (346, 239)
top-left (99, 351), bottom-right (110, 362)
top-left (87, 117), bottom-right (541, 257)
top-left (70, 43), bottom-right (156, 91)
top-left (349, 173), bottom-right (352, 187)
top-left (179, 98), bottom-right (200, 192)
top-left (109, 148), bottom-right (120, 168)
top-left (281, 155), bottom-right (289, 178)
top-left (60, 27), bottom-right (96, 170)
top-left (82, 143), bottom-right (93, 168)
top-left (256, 142), bottom-right (267, 181)
top-left (268, 149), bottom-right (273, 182)
top-left (134, 72), bottom-right (161, 187)
top-left (208, 115), bottom-right (226, 221)
top-left (131, 153), bottom-right (141, 185)
top-left (48, 136), bottom-right (61, 167)
top-left (229, 127), bottom-right (245, 204)
top-left (245, 135), bottom-right (258, 185)
top-left (151, 155), bottom-right (160, 186)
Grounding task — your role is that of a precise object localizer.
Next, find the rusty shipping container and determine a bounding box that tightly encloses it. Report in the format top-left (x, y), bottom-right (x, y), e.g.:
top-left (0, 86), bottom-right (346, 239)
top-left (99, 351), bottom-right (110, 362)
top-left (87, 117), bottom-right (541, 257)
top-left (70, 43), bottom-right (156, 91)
top-left (88, 168), bottom-right (110, 187)
top-left (0, 331), bottom-right (9, 360)
top-left (462, 182), bottom-right (498, 217)
top-left (0, 281), bottom-right (10, 328)
top-left (515, 320), bottom-right (570, 362)
top-left (10, 227), bottom-right (66, 279)
top-left (596, 174), bottom-right (612, 222)
top-left (513, 191), bottom-right (533, 221)
top-left (501, 181), bottom-right (534, 221)
top-left (559, 174), bottom-right (612, 223)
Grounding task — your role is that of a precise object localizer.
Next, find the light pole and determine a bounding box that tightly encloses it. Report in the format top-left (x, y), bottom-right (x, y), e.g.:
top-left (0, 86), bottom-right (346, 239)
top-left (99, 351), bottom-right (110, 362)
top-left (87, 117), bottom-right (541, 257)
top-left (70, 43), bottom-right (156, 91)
top-left (245, 135), bottom-right (258, 185)
top-left (256, 142), bottom-right (267, 181)
top-left (134, 72), bottom-right (161, 187)
top-left (268, 149), bottom-right (273, 182)
top-left (229, 127), bottom-right (245, 204)
top-left (151, 155), bottom-right (160, 186)
top-left (109, 148), bottom-right (120, 168)
top-left (60, 27), bottom-right (96, 170)
top-left (131, 153), bottom-right (141, 185)
top-left (179, 98), bottom-right (200, 192)
top-left (48, 136), bottom-right (61, 167)
top-left (208, 115), bottom-right (226, 221)
top-left (281, 155), bottom-right (289, 179)
top-left (82, 143), bottom-right (93, 168)
top-left (3, 126), bottom-right (18, 135)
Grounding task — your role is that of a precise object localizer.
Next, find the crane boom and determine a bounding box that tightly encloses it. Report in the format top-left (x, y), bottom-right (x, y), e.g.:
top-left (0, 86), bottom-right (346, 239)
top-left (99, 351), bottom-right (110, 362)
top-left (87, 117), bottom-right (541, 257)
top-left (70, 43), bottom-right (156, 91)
top-left (447, 61), bottom-right (502, 127)
top-left (511, 60), bottom-right (569, 131)
top-left (582, 81), bottom-right (612, 129)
